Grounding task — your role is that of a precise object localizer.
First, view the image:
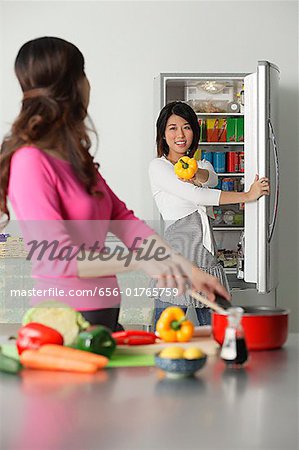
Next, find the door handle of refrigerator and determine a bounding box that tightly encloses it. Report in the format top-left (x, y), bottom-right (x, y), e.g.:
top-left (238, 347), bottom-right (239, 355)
top-left (268, 119), bottom-right (279, 243)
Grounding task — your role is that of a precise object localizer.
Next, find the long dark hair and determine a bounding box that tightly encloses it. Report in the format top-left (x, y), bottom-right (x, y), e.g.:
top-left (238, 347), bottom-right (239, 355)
top-left (156, 101), bottom-right (200, 158)
top-left (0, 36), bottom-right (101, 225)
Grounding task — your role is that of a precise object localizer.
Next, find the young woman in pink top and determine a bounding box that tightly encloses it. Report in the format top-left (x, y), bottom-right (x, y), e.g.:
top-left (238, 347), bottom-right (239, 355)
top-left (0, 37), bottom-right (229, 330)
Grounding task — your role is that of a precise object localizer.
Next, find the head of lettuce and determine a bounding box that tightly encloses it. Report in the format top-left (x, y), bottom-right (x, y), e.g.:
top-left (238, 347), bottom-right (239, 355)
top-left (22, 301), bottom-right (90, 346)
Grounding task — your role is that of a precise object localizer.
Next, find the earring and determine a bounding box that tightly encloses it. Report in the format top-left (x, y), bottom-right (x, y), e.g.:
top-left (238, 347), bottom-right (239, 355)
top-left (163, 137), bottom-right (166, 140)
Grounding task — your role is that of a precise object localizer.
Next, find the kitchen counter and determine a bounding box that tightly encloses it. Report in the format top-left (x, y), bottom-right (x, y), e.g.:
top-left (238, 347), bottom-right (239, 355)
top-left (0, 331), bottom-right (298, 450)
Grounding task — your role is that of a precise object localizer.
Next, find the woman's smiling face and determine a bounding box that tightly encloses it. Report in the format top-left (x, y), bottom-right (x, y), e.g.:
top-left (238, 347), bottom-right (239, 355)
top-left (164, 114), bottom-right (194, 162)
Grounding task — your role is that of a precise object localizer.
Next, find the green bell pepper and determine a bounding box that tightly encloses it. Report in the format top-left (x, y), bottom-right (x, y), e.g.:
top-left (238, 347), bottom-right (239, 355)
top-left (74, 326), bottom-right (116, 358)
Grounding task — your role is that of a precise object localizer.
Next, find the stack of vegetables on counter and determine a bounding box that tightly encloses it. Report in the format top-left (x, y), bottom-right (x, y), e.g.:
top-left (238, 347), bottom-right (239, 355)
top-left (0, 303), bottom-right (204, 376)
top-left (0, 301), bottom-right (116, 375)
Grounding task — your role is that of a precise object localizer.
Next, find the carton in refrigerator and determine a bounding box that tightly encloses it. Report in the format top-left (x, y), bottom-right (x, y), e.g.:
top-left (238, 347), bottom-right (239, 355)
top-left (206, 118), bottom-right (219, 142)
top-left (226, 118), bottom-right (236, 142)
top-left (201, 151), bottom-right (213, 163)
top-left (198, 119), bottom-right (207, 142)
top-left (236, 117), bottom-right (244, 142)
top-left (218, 118), bottom-right (227, 142)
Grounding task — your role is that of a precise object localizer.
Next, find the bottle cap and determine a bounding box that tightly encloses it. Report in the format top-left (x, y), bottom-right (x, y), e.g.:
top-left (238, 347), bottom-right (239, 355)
top-left (227, 307), bottom-right (244, 327)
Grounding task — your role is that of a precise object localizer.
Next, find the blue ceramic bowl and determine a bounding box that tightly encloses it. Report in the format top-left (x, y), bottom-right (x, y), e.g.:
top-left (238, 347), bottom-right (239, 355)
top-left (155, 354), bottom-right (207, 379)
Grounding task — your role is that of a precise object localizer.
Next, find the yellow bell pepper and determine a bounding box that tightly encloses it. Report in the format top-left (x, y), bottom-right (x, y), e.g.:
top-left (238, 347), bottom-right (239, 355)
top-left (156, 306), bottom-right (194, 343)
top-left (174, 156), bottom-right (198, 180)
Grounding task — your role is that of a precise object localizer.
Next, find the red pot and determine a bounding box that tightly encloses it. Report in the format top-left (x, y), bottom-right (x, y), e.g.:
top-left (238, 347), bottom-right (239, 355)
top-left (212, 307), bottom-right (289, 351)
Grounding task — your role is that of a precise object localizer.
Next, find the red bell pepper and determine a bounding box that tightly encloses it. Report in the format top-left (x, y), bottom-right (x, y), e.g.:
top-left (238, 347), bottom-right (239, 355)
top-left (16, 323), bottom-right (64, 355)
top-left (112, 330), bottom-right (157, 345)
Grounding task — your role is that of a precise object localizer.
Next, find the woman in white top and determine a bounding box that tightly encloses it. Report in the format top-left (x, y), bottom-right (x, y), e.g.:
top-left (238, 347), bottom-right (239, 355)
top-left (149, 101), bottom-right (270, 327)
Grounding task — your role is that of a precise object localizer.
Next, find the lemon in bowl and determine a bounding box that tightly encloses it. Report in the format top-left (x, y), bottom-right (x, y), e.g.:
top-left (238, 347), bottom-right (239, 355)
top-left (183, 347), bottom-right (205, 359)
top-left (155, 346), bottom-right (207, 379)
top-left (159, 346), bottom-right (185, 359)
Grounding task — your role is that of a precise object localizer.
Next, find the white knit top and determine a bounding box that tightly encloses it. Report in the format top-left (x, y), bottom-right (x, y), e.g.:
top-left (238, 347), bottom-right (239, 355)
top-left (148, 156), bottom-right (221, 254)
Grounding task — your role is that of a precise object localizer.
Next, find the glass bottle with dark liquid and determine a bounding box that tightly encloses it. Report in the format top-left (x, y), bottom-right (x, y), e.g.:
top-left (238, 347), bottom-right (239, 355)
top-left (220, 307), bottom-right (248, 367)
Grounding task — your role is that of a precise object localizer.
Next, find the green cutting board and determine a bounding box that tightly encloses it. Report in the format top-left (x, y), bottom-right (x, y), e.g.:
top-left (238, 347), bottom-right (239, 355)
top-left (0, 344), bottom-right (155, 368)
top-left (108, 350), bottom-right (154, 367)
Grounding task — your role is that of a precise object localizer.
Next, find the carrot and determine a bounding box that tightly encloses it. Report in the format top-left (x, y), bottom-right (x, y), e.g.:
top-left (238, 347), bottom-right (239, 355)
top-left (20, 350), bottom-right (98, 374)
top-left (38, 344), bottom-right (109, 369)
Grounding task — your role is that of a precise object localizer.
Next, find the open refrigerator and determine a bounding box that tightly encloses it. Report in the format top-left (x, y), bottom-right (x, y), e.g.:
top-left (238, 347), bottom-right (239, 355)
top-left (154, 61), bottom-right (280, 307)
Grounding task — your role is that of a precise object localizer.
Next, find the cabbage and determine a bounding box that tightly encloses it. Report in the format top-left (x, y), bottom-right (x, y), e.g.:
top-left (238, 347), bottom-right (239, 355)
top-left (22, 301), bottom-right (90, 345)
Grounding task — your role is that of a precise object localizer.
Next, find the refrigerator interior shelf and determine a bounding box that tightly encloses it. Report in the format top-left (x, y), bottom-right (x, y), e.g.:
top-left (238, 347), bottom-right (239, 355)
top-left (213, 227), bottom-right (244, 231)
top-left (216, 173), bottom-right (244, 177)
top-left (196, 112), bottom-right (244, 117)
top-left (224, 268), bottom-right (237, 274)
top-left (199, 142), bottom-right (244, 145)
top-left (198, 143), bottom-right (244, 151)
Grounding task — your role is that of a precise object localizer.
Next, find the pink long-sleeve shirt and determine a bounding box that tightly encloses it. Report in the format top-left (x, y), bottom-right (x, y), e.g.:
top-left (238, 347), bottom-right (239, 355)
top-left (8, 146), bottom-right (155, 310)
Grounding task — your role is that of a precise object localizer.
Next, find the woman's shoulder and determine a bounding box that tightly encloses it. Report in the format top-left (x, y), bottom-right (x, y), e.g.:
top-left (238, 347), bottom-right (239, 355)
top-left (10, 145), bottom-right (57, 179)
top-left (149, 156), bottom-right (171, 171)
top-left (11, 145), bottom-right (50, 165)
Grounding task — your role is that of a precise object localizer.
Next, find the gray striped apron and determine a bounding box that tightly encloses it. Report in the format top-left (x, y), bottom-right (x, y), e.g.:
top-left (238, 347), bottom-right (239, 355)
top-left (151, 210), bottom-right (230, 308)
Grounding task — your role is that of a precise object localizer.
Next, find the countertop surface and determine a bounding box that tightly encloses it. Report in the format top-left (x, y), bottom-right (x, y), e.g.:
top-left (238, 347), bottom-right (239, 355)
top-left (0, 328), bottom-right (298, 450)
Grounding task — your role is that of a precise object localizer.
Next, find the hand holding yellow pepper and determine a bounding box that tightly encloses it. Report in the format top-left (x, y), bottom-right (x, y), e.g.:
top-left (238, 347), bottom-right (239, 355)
top-left (156, 306), bottom-right (194, 342)
top-left (174, 156), bottom-right (198, 180)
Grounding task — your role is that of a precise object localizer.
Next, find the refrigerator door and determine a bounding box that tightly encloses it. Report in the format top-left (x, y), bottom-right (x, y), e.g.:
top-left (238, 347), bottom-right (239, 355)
top-left (244, 72), bottom-right (258, 285)
top-left (244, 61), bottom-right (280, 293)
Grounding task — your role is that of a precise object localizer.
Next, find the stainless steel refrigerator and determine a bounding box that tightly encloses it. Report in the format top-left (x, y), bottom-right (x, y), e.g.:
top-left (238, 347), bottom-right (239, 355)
top-left (154, 61), bottom-right (279, 307)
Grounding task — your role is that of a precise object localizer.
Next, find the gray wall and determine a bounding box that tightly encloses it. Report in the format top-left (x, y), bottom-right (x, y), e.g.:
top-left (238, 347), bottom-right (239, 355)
top-left (1, 1), bottom-right (298, 330)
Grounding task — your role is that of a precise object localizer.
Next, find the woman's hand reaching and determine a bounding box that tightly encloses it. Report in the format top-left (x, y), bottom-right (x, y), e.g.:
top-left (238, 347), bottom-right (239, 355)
top-left (246, 175), bottom-right (270, 201)
top-left (78, 232), bottom-right (230, 303)
top-left (220, 174), bottom-right (270, 205)
top-left (136, 246), bottom-right (230, 303)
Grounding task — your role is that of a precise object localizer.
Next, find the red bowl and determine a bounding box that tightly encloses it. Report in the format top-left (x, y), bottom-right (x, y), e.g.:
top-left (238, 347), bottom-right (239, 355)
top-left (212, 307), bottom-right (289, 351)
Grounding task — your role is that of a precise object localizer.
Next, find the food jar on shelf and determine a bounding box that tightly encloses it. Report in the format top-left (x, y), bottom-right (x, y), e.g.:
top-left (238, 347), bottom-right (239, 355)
top-left (233, 178), bottom-right (243, 192)
top-left (238, 152), bottom-right (245, 172)
top-left (222, 178), bottom-right (234, 191)
top-left (214, 208), bottom-right (223, 225)
top-left (227, 101), bottom-right (240, 113)
top-left (216, 179), bottom-right (222, 190)
top-left (239, 177), bottom-right (245, 192)
top-left (213, 152), bottom-right (226, 173)
top-left (233, 213), bottom-right (244, 226)
top-left (237, 85), bottom-right (245, 114)
top-left (201, 151), bottom-right (213, 164)
top-left (223, 210), bottom-right (236, 225)
top-left (227, 152), bottom-right (239, 172)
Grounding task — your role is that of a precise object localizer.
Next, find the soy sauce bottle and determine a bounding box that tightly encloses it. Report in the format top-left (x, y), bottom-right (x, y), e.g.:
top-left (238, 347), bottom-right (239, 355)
top-left (220, 307), bottom-right (248, 367)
